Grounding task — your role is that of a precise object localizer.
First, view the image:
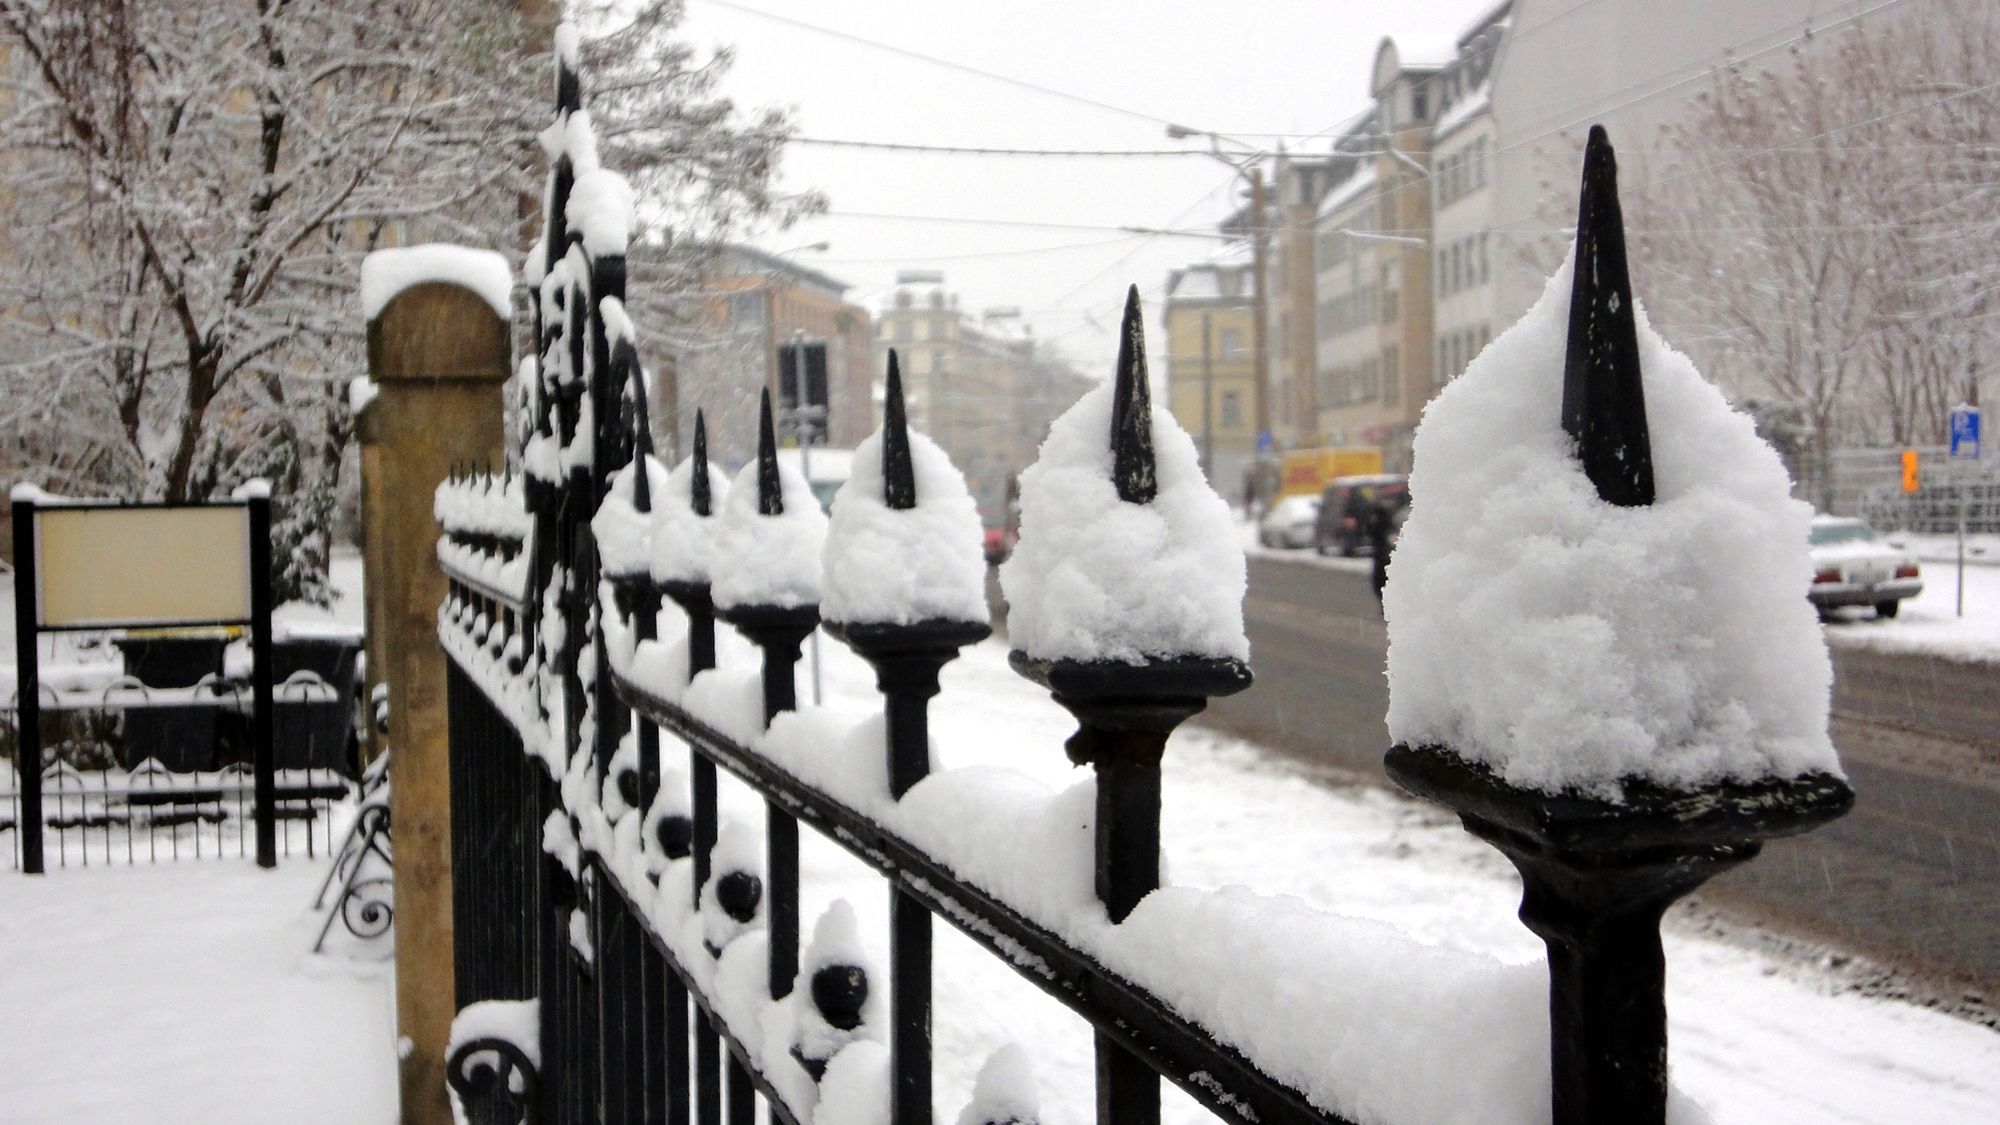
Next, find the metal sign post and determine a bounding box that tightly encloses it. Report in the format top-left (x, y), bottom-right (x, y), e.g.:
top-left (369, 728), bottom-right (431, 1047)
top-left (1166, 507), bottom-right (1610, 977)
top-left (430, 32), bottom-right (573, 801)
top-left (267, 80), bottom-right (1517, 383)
top-left (8, 491), bottom-right (275, 873)
top-left (1949, 405), bottom-right (1982, 618)
top-left (12, 495), bottom-right (43, 874)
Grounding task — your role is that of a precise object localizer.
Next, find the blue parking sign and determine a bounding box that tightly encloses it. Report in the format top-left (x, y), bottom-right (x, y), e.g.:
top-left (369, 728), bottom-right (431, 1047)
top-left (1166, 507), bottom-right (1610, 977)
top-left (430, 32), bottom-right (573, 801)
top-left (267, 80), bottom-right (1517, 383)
top-left (1949, 406), bottom-right (1981, 461)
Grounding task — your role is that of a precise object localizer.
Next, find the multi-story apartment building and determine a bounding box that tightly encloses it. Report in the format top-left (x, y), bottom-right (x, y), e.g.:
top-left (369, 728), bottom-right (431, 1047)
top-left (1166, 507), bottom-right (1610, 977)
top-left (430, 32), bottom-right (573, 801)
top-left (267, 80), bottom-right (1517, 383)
top-left (1428, 3), bottom-right (1509, 393)
top-left (1261, 154), bottom-right (1336, 455)
top-left (680, 245), bottom-right (875, 467)
top-left (874, 272), bottom-right (1089, 521)
top-left (1310, 39), bottom-right (1440, 472)
top-left (1163, 261), bottom-right (1258, 499)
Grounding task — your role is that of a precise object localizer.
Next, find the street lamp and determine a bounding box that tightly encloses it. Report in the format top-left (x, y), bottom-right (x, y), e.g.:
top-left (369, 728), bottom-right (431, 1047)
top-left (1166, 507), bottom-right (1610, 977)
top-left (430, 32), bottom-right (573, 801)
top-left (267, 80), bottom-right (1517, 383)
top-left (1166, 124), bottom-right (1271, 494)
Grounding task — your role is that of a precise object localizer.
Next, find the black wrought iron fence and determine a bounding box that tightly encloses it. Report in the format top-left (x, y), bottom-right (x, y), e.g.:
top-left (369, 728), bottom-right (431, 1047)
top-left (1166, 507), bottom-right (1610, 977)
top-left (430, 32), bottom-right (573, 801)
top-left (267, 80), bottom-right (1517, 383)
top-left (433, 29), bottom-right (1850, 1125)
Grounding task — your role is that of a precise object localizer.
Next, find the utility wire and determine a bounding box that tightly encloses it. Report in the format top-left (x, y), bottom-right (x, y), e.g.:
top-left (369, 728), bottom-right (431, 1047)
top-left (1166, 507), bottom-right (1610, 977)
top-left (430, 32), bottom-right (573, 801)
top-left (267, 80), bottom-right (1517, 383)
top-left (823, 208), bottom-right (1215, 236)
top-left (693, 0), bottom-right (1178, 128)
top-left (817, 235), bottom-right (1149, 265)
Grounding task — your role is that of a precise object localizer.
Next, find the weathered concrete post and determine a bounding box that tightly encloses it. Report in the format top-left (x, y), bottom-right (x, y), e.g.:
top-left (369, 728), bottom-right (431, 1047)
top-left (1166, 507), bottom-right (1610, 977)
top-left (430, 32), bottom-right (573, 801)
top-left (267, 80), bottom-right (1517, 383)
top-left (362, 276), bottom-right (510, 1125)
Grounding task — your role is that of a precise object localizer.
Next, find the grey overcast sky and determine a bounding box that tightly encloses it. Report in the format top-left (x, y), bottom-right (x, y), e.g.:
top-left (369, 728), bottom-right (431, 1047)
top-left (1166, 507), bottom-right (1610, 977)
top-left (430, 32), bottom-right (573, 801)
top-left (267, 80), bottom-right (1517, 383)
top-left (673, 0), bottom-right (1497, 374)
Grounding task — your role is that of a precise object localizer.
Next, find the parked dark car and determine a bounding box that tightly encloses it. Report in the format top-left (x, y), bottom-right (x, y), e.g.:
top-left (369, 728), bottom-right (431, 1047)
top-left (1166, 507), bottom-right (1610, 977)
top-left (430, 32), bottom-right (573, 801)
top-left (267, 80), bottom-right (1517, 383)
top-left (1315, 474), bottom-right (1409, 557)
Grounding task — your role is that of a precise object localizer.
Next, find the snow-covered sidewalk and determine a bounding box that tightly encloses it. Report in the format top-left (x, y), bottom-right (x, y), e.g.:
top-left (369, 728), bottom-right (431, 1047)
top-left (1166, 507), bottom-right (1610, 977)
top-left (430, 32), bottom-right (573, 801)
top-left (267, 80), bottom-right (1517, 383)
top-left (0, 857), bottom-right (397, 1124)
top-left (898, 638), bottom-right (2000, 1124)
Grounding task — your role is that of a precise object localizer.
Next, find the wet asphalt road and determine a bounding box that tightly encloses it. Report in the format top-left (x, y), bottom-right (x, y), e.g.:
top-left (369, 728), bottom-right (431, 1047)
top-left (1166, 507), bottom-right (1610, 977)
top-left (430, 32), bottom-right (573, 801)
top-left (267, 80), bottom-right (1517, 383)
top-left (1197, 554), bottom-right (2000, 998)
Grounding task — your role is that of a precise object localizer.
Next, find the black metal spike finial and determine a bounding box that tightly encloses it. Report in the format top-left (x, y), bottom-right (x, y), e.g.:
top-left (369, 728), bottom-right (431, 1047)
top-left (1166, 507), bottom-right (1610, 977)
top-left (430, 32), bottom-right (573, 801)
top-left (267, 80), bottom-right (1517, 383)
top-left (691, 409), bottom-right (712, 517)
top-left (618, 341), bottom-right (653, 513)
top-left (1562, 125), bottom-right (1655, 508)
top-left (882, 350), bottom-right (917, 511)
top-left (1109, 285), bottom-right (1158, 505)
top-left (555, 31), bottom-right (581, 116)
top-left (757, 387), bottom-right (784, 517)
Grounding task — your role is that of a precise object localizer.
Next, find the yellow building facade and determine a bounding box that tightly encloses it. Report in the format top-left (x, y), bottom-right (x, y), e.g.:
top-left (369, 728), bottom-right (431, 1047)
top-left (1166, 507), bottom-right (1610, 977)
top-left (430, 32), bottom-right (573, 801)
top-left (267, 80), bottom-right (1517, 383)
top-left (1163, 262), bottom-right (1259, 502)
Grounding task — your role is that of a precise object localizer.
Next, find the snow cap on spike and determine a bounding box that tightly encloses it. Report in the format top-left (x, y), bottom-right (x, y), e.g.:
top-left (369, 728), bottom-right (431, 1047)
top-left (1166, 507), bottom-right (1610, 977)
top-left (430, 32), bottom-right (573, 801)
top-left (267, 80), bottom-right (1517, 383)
top-left (1562, 125), bottom-right (1655, 508)
top-left (691, 409), bottom-right (712, 517)
top-left (757, 387), bottom-right (783, 516)
top-left (1108, 285), bottom-right (1158, 505)
top-left (882, 350), bottom-right (917, 511)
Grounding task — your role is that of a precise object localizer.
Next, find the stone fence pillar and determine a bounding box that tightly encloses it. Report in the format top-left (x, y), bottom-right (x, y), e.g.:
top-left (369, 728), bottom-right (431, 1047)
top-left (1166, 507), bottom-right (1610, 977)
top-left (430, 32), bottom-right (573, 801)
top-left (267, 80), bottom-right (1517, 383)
top-left (360, 278), bottom-right (510, 1125)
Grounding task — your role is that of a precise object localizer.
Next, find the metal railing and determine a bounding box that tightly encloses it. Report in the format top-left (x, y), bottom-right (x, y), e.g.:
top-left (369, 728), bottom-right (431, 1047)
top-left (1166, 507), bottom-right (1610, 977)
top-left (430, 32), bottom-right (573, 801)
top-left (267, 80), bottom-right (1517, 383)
top-left (432, 38), bottom-right (1851, 1125)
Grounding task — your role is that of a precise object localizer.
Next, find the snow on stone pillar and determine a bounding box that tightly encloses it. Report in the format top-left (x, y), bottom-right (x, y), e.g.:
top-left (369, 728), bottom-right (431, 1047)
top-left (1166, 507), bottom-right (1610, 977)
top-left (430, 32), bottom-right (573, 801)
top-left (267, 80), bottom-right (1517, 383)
top-left (999, 285), bottom-right (1252, 1125)
top-left (359, 243), bottom-right (514, 1125)
top-left (1381, 126), bottom-right (1852, 1125)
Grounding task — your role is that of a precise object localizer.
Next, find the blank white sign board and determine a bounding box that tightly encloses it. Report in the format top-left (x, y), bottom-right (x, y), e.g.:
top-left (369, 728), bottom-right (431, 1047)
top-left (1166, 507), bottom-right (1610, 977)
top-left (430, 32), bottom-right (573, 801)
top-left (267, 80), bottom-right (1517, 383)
top-left (35, 506), bottom-right (253, 628)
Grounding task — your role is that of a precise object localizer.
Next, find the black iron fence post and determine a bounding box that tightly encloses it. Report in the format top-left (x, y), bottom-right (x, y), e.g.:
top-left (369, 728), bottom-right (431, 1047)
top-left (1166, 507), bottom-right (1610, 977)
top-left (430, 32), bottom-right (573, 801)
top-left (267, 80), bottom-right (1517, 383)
top-left (824, 352), bottom-right (991, 1125)
top-left (1384, 127), bottom-right (1852, 1125)
top-left (11, 497), bottom-right (42, 874)
top-left (1009, 291), bottom-right (1251, 1125)
top-left (248, 493), bottom-right (278, 869)
top-left (715, 392), bottom-right (821, 1011)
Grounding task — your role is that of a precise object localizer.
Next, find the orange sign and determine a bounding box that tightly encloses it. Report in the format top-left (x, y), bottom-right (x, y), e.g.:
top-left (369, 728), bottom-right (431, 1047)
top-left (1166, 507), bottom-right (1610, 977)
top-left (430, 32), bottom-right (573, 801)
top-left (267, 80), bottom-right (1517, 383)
top-left (1901, 449), bottom-right (1919, 494)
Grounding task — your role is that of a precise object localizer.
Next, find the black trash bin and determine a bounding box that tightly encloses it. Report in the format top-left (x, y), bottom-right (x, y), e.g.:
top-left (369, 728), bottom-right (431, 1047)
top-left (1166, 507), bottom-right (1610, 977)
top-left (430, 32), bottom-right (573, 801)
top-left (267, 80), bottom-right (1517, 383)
top-left (272, 629), bottom-right (363, 779)
top-left (113, 633), bottom-right (228, 773)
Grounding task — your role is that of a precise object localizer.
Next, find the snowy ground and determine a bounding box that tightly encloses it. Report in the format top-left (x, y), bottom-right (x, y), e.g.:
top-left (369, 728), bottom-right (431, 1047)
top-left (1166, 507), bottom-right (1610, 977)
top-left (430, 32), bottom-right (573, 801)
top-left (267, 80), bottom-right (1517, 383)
top-left (4, 547), bottom-right (1998, 1123)
top-left (0, 852), bottom-right (398, 1124)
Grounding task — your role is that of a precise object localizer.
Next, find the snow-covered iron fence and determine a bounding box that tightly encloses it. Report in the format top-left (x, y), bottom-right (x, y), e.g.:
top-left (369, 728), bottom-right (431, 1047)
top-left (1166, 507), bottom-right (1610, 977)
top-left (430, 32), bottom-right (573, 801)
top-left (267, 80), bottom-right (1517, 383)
top-left (430, 32), bottom-right (1854, 1125)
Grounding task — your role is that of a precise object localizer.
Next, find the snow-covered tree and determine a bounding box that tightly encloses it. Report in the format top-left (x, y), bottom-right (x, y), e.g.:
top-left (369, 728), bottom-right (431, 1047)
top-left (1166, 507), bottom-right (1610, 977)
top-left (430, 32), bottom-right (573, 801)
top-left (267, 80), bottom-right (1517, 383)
top-left (0, 0), bottom-right (809, 597)
top-left (1639, 0), bottom-right (2000, 493)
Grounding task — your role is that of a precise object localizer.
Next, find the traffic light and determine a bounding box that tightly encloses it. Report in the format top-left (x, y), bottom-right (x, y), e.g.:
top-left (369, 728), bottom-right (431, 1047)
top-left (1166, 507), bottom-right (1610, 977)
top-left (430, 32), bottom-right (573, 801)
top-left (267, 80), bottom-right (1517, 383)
top-left (778, 340), bottom-right (829, 421)
top-left (1901, 448), bottom-right (1919, 494)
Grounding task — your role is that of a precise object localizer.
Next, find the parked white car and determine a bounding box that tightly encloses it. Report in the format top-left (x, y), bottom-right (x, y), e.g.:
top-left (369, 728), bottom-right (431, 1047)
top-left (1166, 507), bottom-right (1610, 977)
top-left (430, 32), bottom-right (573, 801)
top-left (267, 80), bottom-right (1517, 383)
top-left (1808, 516), bottom-right (1922, 618)
top-left (1258, 495), bottom-right (1321, 549)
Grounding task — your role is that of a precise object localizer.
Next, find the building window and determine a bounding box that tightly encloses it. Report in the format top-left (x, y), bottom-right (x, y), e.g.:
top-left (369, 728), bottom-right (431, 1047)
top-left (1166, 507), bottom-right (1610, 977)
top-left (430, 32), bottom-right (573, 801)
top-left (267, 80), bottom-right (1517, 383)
top-left (1221, 327), bottom-right (1246, 359)
top-left (1383, 345), bottom-right (1400, 406)
top-left (1221, 390), bottom-right (1242, 427)
top-left (914, 318), bottom-right (930, 341)
top-left (1479, 234), bottom-right (1491, 285)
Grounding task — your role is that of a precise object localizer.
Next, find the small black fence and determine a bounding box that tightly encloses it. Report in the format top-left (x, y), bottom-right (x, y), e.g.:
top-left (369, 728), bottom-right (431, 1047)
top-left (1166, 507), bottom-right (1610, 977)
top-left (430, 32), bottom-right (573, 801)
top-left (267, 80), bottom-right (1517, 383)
top-left (435, 32), bottom-right (1849, 1125)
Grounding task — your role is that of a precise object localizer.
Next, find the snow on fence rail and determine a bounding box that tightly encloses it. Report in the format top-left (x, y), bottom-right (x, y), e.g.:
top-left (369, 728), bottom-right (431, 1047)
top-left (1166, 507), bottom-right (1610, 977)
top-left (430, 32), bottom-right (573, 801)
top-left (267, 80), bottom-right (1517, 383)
top-left (428, 34), bottom-right (1851, 1125)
